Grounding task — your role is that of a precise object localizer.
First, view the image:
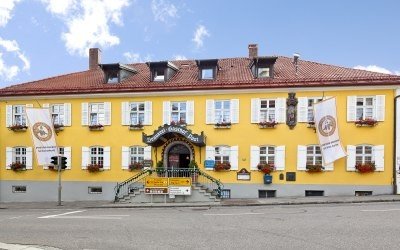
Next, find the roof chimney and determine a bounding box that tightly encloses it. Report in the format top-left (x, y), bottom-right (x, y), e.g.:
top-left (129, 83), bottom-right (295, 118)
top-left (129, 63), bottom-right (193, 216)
top-left (89, 48), bottom-right (101, 70)
top-left (248, 44), bottom-right (258, 58)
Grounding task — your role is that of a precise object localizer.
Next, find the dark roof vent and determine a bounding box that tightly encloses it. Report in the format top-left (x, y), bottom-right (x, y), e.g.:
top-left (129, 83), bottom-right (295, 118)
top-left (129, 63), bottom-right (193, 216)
top-left (100, 63), bottom-right (137, 84)
top-left (293, 53), bottom-right (300, 75)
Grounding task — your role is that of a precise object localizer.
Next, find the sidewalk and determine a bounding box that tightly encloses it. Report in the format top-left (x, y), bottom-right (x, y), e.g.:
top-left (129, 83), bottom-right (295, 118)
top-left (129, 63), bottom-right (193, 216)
top-left (1, 194), bottom-right (400, 209)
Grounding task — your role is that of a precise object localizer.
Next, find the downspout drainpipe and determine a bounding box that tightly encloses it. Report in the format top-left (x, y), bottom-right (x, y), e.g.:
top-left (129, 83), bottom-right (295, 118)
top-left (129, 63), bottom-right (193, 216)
top-left (393, 94), bottom-right (400, 194)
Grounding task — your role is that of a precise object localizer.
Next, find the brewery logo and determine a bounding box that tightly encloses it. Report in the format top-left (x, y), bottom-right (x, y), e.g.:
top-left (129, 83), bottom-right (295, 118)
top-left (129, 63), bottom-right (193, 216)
top-left (318, 115), bottom-right (336, 137)
top-left (32, 122), bottom-right (52, 141)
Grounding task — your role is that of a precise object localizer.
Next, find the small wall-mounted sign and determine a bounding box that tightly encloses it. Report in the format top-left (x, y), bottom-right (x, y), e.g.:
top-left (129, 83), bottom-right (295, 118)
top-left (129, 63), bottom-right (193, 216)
top-left (237, 168), bottom-right (251, 181)
top-left (204, 160), bottom-right (215, 169)
top-left (143, 160), bottom-right (153, 168)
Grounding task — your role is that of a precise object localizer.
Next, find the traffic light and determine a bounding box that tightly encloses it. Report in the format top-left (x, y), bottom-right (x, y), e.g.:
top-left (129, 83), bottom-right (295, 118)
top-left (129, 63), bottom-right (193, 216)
top-left (50, 156), bottom-right (58, 167)
top-left (60, 156), bottom-right (67, 169)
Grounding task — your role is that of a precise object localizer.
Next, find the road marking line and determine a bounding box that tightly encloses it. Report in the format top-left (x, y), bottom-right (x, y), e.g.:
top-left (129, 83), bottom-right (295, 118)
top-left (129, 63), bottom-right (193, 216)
top-left (361, 208), bottom-right (400, 212)
top-left (54, 216), bottom-right (123, 220)
top-left (38, 210), bottom-right (86, 218)
top-left (204, 212), bottom-right (264, 216)
top-left (9, 216), bottom-right (22, 219)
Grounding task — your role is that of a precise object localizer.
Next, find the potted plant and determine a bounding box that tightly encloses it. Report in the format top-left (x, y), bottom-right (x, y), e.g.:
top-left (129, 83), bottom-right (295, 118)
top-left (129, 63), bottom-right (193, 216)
top-left (48, 165), bottom-right (58, 171)
top-left (355, 118), bottom-right (378, 127)
top-left (257, 163), bottom-right (275, 174)
top-left (88, 124), bottom-right (104, 130)
top-left (307, 121), bottom-right (316, 128)
top-left (258, 121), bottom-right (277, 129)
top-left (129, 121), bottom-right (144, 130)
top-left (355, 162), bottom-right (376, 173)
top-left (87, 164), bottom-right (103, 172)
top-left (215, 121), bottom-right (231, 129)
top-left (170, 119), bottom-right (187, 127)
top-left (306, 164), bottom-right (324, 172)
top-left (9, 162), bottom-right (26, 171)
top-left (9, 124), bottom-right (28, 132)
top-left (53, 123), bottom-right (64, 131)
top-left (214, 162), bottom-right (231, 171)
top-left (129, 162), bottom-right (144, 171)
top-left (155, 161), bottom-right (165, 176)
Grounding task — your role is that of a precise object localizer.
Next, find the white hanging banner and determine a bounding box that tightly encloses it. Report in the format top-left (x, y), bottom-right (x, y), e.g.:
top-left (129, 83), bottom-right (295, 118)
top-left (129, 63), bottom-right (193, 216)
top-left (313, 98), bottom-right (346, 164)
top-left (26, 108), bottom-right (58, 165)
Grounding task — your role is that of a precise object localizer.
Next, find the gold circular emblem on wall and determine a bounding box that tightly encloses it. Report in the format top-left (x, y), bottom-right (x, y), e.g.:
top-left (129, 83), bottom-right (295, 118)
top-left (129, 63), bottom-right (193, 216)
top-left (318, 115), bottom-right (336, 137)
top-left (32, 122), bottom-right (52, 141)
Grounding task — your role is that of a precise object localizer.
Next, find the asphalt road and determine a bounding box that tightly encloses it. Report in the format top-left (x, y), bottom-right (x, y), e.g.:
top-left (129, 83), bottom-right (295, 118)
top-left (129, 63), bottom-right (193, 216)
top-left (1, 202), bottom-right (400, 250)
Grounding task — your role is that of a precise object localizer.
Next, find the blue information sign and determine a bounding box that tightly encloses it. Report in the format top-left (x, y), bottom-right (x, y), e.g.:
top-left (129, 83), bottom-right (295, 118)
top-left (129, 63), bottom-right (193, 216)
top-left (204, 160), bottom-right (215, 169)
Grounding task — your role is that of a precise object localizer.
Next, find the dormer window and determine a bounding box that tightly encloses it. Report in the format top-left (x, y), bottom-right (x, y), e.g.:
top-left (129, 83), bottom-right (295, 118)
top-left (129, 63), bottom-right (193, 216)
top-left (100, 63), bottom-right (137, 84)
top-left (106, 71), bottom-right (119, 83)
top-left (153, 69), bottom-right (165, 82)
top-left (250, 57), bottom-right (277, 79)
top-left (197, 59), bottom-right (218, 80)
top-left (148, 61), bottom-right (178, 82)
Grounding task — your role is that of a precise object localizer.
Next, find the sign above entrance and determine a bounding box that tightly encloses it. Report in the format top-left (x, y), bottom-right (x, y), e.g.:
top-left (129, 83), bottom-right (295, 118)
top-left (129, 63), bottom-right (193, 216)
top-left (143, 125), bottom-right (206, 147)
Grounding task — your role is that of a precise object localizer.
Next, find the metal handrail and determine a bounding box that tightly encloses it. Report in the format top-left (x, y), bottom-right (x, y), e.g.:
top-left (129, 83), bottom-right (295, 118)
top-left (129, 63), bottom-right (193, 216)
top-left (114, 168), bottom-right (224, 202)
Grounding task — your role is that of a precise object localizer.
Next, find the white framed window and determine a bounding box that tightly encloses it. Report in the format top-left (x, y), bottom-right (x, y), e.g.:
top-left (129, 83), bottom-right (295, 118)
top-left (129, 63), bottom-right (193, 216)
top-left (90, 146), bottom-right (104, 166)
top-left (347, 144), bottom-right (384, 171)
top-left (206, 99), bottom-right (239, 125)
top-left (201, 68), bottom-right (214, 79)
top-left (51, 104), bottom-right (65, 126)
top-left (297, 97), bottom-right (323, 123)
top-left (121, 146), bottom-right (152, 170)
top-left (307, 98), bottom-right (323, 122)
top-left (163, 101), bottom-right (194, 125)
top-left (130, 146), bottom-right (144, 164)
top-left (82, 102), bottom-right (111, 126)
top-left (356, 97), bottom-right (374, 120)
top-left (13, 105), bottom-right (26, 126)
top-left (260, 100), bottom-right (276, 122)
top-left (153, 69), bottom-right (165, 81)
top-left (250, 145), bottom-right (285, 170)
top-left (130, 102), bottom-right (145, 125)
top-left (251, 98), bottom-right (286, 123)
top-left (355, 145), bottom-right (373, 164)
top-left (205, 145), bottom-right (239, 170)
top-left (215, 100), bottom-right (230, 123)
top-left (6, 146), bottom-right (33, 170)
top-left (306, 145), bottom-right (322, 165)
top-left (257, 67), bottom-right (270, 78)
top-left (347, 95), bottom-right (385, 122)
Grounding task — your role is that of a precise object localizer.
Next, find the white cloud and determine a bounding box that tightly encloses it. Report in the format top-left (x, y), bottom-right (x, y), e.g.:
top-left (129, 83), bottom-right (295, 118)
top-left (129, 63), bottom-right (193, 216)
top-left (123, 52), bottom-right (152, 63)
top-left (353, 65), bottom-right (393, 74)
top-left (41, 0), bottom-right (130, 57)
top-left (0, 37), bottom-right (30, 81)
top-left (151, 0), bottom-right (178, 25)
top-left (395, 71), bottom-right (400, 76)
top-left (0, 0), bottom-right (20, 27)
top-left (173, 54), bottom-right (186, 60)
top-left (192, 25), bottom-right (210, 49)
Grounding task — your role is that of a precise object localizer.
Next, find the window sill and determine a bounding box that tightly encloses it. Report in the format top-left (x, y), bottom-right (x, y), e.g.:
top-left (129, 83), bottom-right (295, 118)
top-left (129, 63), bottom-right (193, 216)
top-left (258, 124), bottom-right (277, 129)
top-left (129, 126), bottom-right (144, 131)
top-left (214, 125), bottom-right (231, 129)
top-left (89, 126), bottom-right (104, 131)
top-left (355, 119), bottom-right (378, 127)
top-left (8, 126), bottom-right (28, 132)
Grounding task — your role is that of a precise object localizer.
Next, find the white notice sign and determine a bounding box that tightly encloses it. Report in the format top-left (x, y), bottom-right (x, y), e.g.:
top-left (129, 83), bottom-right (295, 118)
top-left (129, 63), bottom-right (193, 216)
top-left (169, 186), bottom-right (191, 195)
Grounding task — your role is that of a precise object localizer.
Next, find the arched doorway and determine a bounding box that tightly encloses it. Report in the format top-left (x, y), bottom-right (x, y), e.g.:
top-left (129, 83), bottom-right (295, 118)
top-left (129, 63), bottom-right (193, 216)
top-left (162, 139), bottom-right (195, 169)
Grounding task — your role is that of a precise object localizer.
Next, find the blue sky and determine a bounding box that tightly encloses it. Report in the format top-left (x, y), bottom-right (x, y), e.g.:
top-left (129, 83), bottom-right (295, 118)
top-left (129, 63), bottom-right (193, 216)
top-left (0, 0), bottom-right (399, 87)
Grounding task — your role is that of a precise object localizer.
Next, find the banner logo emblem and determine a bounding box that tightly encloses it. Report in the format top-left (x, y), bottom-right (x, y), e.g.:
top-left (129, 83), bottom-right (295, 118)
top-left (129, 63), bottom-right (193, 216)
top-left (32, 122), bottom-right (53, 141)
top-left (318, 115), bottom-right (336, 137)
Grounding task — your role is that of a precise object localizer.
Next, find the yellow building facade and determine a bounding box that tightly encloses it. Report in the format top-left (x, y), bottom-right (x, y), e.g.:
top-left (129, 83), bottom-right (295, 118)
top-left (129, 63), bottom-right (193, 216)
top-left (1, 45), bottom-right (400, 201)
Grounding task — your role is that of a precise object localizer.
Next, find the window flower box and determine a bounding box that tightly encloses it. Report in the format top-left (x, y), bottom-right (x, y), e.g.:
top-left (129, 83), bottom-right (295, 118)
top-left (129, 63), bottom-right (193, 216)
top-left (257, 163), bottom-right (275, 174)
top-left (129, 123), bottom-right (144, 130)
top-left (48, 165), bottom-right (58, 171)
top-left (214, 122), bottom-right (231, 129)
top-left (129, 162), bottom-right (144, 171)
top-left (307, 121), bottom-right (316, 128)
top-left (258, 121), bottom-right (277, 129)
top-left (355, 119), bottom-right (378, 127)
top-left (53, 124), bottom-right (64, 132)
top-left (306, 164), bottom-right (324, 172)
top-left (89, 124), bottom-right (104, 131)
top-left (355, 162), bottom-right (376, 173)
top-left (170, 120), bottom-right (187, 127)
top-left (9, 124), bottom-right (28, 132)
top-left (10, 162), bottom-right (26, 171)
top-left (214, 162), bottom-right (231, 171)
top-left (87, 164), bottom-right (103, 172)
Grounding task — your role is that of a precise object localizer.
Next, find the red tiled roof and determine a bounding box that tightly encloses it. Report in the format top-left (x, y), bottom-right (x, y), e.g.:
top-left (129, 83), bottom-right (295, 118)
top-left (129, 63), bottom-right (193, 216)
top-left (1, 56), bottom-right (400, 96)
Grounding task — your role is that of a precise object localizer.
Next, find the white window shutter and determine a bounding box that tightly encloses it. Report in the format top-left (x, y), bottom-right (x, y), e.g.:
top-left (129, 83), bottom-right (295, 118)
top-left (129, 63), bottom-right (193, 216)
top-left (121, 146), bottom-right (129, 170)
top-left (104, 102), bottom-right (112, 125)
top-left (64, 147), bottom-right (72, 169)
top-left (163, 101), bottom-right (171, 125)
top-left (250, 146), bottom-right (260, 170)
top-left (230, 146), bottom-right (239, 170)
top-left (375, 95), bottom-right (385, 122)
top-left (144, 146), bottom-right (152, 160)
top-left (26, 147), bottom-right (33, 169)
top-left (6, 105), bottom-right (12, 127)
top-left (297, 97), bottom-right (308, 122)
top-left (64, 103), bottom-right (71, 126)
top-left (81, 103), bottom-right (89, 126)
top-left (206, 100), bottom-right (215, 124)
top-left (250, 98), bottom-right (260, 124)
top-left (205, 146), bottom-right (215, 170)
top-left (81, 147), bottom-right (89, 169)
top-left (373, 145), bottom-right (384, 171)
top-left (6, 147), bottom-right (13, 169)
top-left (230, 99), bottom-right (239, 124)
top-left (42, 103), bottom-right (50, 108)
top-left (144, 101), bottom-right (152, 125)
top-left (103, 146), bottom-right (111, 169)
top-left (276, 98), bottom-right (287, 123)
top-left (347, 96), bottom-right (357, 122)
top-left (275, 146), bottom-right (286, 171)
top-left (121, 102), bottom-right (129, 125)
top-left (297, 145), bottom-right (307, 170)
top-left (323, 161), bottom-right (334, 171)
top-left (346, 145), bottom-right (356, 171)
top-left (187, 100), bottom-right (195, 125)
